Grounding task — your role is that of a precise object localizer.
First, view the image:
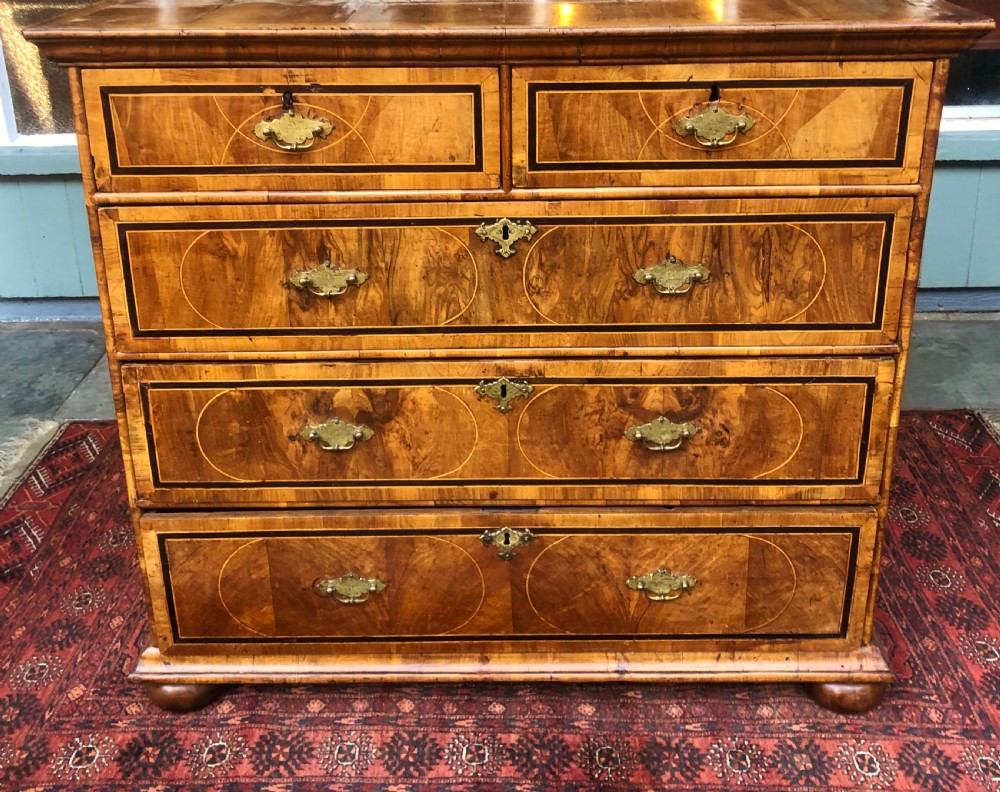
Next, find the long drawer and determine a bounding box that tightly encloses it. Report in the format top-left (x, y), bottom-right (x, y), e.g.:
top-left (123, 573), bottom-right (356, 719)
top-left (513, 61), bottom-right (931, 188)
top-left (142, 508), bottom-right (877, 650)
top-left (100, 197), bottom-right (911, 355)
top-left (122, 357), bottom-right (893, 507)
top-left (81, 67), bottom-right (501, 193)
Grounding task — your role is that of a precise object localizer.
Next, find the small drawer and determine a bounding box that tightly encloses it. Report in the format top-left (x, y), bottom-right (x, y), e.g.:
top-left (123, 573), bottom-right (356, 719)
top-left (513, 61), bottom-right (932, 188)
top-left (122, 357), bottom-right (893, 507)
top-left (100, 196), bottom-right (911, 355)
top-left (142, 508), bottom-right (876, 647)
top-left (81, 67), bottom-right (500, 193)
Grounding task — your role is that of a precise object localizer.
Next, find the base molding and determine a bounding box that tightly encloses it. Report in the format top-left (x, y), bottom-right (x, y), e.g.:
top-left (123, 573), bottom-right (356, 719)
top-left (132, 644), bottom-right (895, 686)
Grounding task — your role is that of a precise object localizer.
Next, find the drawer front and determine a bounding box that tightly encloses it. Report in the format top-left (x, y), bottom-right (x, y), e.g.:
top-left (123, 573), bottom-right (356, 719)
top-left (123, 357), bottom-right (893, 507)
top-left (142, 508), bottom-right (876, 647)
top-left (514, 62), bottom-right (931, 188)
top-left (82, 67), bottom-right (500, 192)
top-left (100, 197), bottom-right (910, 355)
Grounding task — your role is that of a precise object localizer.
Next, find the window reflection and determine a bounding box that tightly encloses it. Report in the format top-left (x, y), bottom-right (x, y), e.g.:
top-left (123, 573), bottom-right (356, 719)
top-left (0, 1), bottom-right (96, 135)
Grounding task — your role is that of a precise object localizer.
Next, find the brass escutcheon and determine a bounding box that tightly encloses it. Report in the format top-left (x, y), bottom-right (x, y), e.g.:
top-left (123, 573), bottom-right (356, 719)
top-left (627, 568), bottom-right (697, 601)
top-left (300, 417), bottom-right (374, 451)
top-left (474, 377), bottom-right (534, 413)
top-left (288, 261), bottom-right (368, 297)
top-left (634, 255), bottom-right (711, 295)
top-left (480, 526), bottom-right (537, 561)
top-left (254, 93), bottom-right (335, 151)
top-left (625, 416), bottom-right (700, 452)
top-left (313, 572), bottom-right (386, 604)
top-left (475, 218), bottom-right (538, 258)
top-left (674, 101), bottom-right (755, 148)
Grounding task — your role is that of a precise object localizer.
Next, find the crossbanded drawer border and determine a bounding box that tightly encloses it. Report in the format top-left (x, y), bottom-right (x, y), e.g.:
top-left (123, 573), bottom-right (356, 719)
top-left (113, 212), bottom-right (898, 338)
top-left (137, 373), bottom-right (878, 490)
top-left (526, 77), bottom-right (914, 172)
top-left (98, 82), bottom-right (486, 176)
top-left (155, 525), bottom-right (863, 646)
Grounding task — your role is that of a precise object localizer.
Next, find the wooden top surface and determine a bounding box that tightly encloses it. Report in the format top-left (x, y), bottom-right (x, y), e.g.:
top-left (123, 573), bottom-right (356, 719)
top-left (25, 0), bottom-right (995, 64)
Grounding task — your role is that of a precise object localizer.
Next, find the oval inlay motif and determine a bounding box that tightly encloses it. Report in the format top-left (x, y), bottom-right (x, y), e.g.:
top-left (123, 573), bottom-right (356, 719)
top-left (194, 386), bottom-right (477, 482)
top-left (526, 533), bottom-right (797, 635)
top-left (179, 226), bottom-right (477, 330)
top-left (516, 383), bottom-right (802, 480)
top-left (218, 536), bottom-right (485, 637)
top-left (523, 222), bottom-right (825, 326)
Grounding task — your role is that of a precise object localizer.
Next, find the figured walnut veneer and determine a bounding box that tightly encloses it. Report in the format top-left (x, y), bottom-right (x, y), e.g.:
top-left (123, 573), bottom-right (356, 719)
top-left (99, 197), bottom-right (912, 355)
top-left (25, 0), bottom-right (993, 713)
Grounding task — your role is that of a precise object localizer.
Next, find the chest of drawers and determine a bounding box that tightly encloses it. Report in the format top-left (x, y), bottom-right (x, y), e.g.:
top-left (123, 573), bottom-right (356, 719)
top-left (28, 0), bottom-right (992, 714)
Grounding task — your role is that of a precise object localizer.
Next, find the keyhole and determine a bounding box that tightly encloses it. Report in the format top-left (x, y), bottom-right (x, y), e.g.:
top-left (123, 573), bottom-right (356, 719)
top-left (708, 84), bottom-right (720, 102)
top-left (282, 91), bottom-right (295, 111)
top-left (500, 383), bottom-right (508, 399)
top-left (501, 225), bottom-right (510, 240)
top-left (502, 531), bottom-right (512, 546)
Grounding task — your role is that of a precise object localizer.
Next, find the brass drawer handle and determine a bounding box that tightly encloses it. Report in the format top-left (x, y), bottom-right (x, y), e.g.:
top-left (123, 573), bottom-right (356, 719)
top-left (254, 92), bottom-right (334, 151)
top-left (480, 526), bottom-right (537, 561)
top-left (625, 416), bottom-right (699, 451)
top-left (300, 417), bottom-right (373, 451)
top-left (474, 376), bottom-right (534, 413)
top-left (627, 568), bottom-right (697, 601)
top-left (476, 218), bottom-right (538, 259)
top-left (288, 261), bottom-right (368, 297)
top-left (634, 255), bottom-right (711, 295)
top-left (313, 572), bottom-right (386, 604)
top-left (674, 101), bottom-right (755, 148)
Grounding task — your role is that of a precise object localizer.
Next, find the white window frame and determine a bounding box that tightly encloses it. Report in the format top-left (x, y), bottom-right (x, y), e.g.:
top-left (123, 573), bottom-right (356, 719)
top-left (939, 106), bottom-right (1000, 161)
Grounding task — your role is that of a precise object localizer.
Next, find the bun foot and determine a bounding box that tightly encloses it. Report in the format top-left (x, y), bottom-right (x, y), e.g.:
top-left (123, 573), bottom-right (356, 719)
top-left (805, 681), bottom-right (888, 714)
top-left (143, 682), bottom-right (222, 712)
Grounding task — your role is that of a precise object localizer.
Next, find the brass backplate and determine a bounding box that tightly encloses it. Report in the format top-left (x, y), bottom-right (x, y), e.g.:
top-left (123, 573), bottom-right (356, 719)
top-left (313, 572), bottom-right (386, 604)
top-left (625, 416), bottom-right (700, 452)
top-left (673, 101), bottom-right (755, 147)
top-left (254, 109), bottom-right (334, 151)
top-left (627, 568), bottom-right (697, 601)
top-left (300, 417), bottom-right (374, 451)
top-left (288, 262), bottom-right (368, 297)
top-left (634, 255), bottom-right (711, 295)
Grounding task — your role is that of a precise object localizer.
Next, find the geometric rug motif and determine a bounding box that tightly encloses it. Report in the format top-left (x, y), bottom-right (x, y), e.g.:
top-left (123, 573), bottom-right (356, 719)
top-left (0, 414), bottom-right (998, 790)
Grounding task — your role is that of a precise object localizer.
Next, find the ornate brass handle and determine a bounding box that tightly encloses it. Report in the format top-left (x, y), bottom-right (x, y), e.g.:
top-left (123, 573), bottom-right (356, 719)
top-left (627, 568), bottom-right (697, 601)
top-left (634, 255), bottom-right (711, 295)
top-left (474, 377), bottom-right (534, 413)
top-left (288, 262), bottom-right (368, 297)
top-left (625, 416), bottom-right (699, 452)
top-left (300, 417), bottom-right (373, 451)
top-left (479, 526), bottom-right (537, 561)
top-left (313, 572), bottom-right (386, 604)
top-left (674, 101), bottom-right (755, 148)
top-left (475, 218), bottom-right (538, 259)
top-left (254, 91), bottom-right (334, 151)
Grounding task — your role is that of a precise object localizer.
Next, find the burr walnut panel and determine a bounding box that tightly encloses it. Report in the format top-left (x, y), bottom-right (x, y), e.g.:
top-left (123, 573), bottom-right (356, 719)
top-left (525, 532), bottom-right (855, 637)
top-left (514, 62), bottom-right (932, 188)
top-left (99, 197), bottom-right (911, 355)
top-left (122, 357), bottom-right (893, 507)
top-left (143, 508), bottom-right (877, 646)
top-left (81, 67), bottom-right (501, 193)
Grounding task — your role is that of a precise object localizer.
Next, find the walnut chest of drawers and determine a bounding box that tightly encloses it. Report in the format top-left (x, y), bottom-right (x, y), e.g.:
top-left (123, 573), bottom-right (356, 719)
top-left (28, 0), bottom-right (993, 713)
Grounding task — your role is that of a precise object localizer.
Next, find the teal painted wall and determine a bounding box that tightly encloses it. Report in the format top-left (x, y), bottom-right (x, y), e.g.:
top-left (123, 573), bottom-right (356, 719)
top-left (923, 164), bottom-right (1000, 288)
top-left (0, 161), bottom-right (997, 299)
top-left (0, 173), bottom-right (94, 298)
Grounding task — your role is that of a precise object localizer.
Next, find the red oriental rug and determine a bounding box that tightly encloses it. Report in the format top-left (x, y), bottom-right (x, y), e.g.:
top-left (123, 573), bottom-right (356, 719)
top-left (0, 412), bottom-right (999, 791)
